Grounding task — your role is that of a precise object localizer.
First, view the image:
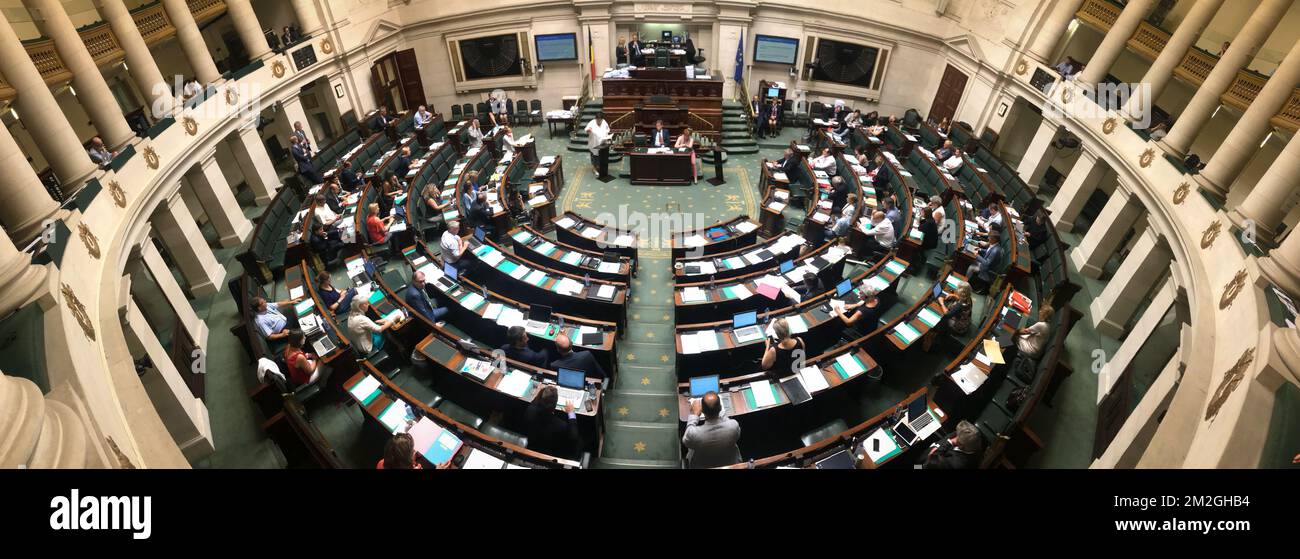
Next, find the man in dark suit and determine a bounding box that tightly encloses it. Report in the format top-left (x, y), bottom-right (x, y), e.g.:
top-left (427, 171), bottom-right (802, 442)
top-left (793, 271), bottom-right (824, 300)
top-left (403, 271), bottom-right (449, 324)
top-left (371, 106), bottom-right (390, 132)
top-left (392, 146), bottom-right (412, 185)
top-left (826, 102), bottom-right (846, 125)
top-left (523, 386), bottom-right (581, 459)
top-left (338, 160), bottom-right (362, 191)
top-left (550, 334), bottom-right (607, 380)
top-left (682, 391), bottom-right (742, 468)
top-left (291, 136), bottom-right (322, 184)
top-left (649, 120), bottom-right (670, 148)
top-left (872, 156), bottom-right (893, 189)
top-left (628, 34), bottom-right (645, 66)
top-left (499, 325), bottom-right (548, 368)
top-left (922, 420), bottom-right (984, 469)
top-left (829, 176), bottom-right (850, 212)
top-left (777, 147), bottom-right (801, 179)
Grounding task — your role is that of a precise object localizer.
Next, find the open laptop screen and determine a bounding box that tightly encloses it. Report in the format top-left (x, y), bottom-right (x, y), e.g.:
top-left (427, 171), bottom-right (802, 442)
top-left (689, 375), bottom-right (720, 397)
top-left (558, 368), bottom-right (585, 389)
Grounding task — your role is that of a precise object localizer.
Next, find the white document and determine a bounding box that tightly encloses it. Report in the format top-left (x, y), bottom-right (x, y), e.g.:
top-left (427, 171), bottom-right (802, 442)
top-left (555, 277), bottom-right (583, 296)
top-left (735, 221), bottom-right (758, 234)
top-left (496, 307), bottom-right (526, 328)
top-left (524, 270), bottom-right (549, 285)
top-left (497, 370), bottom-right (533, 397)
top-left (684, 234), bottom-right (707, 247)
top-left (378, 401), bottom-right (410, 432)
top-left (482, 303), bottom-right (504, 321)
top-left (835, 353), bottom-right (865, 376)
top-left (751, 380), bottom-right (777, 408)
top-left (596, 284), bottom-right (616, 299)
top-left (786, 315), bottom-right (808, 334)
top-left (729, 284), bottom-right (753, 300)
top-left (508, 265), bottom-right (530, 279)
top-left (555, 217), bottom-right (576, 229)
top-left (681, 287), bottom-right (707, 303)
top-left (725, 257), bottom-right (746, 270)
top-left (613, 234), bottom-right (635, 246)
top-left (690, 261), bottom-right (717, 275)
top-left (953, 362), bottom-right (989, 395)
top-left (864, 428), bottom-right (900, 463)
top-left (480, 248), bottom-right (505, 267)
top-left (680, 332), bottom-right (702, 355)
top-left (597, 261), bottom-right (621, 274)
top-left (463, 449), bottom-right (507, 469)
top-left (348, 375), bottom-right (381, 402)
top-left (799, 367), bottom-right (830, 393)
top-left (460, 293), bottom-right (485, 310)
top-left (696, 331), bottom-right (719, 352)
top-left (289, 286), bottom-right (305, 300)
top-left (743, 251), bottom-right (766, 265)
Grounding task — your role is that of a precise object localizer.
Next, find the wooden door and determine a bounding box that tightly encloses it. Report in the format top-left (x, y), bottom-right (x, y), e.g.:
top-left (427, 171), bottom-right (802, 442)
top-left (395, 49), bottom-right (428, 111)
top-left (927, 64), bottom-right (968, 123)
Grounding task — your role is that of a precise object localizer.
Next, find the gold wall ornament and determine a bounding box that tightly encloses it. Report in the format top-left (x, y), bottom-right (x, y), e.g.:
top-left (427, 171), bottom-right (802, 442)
top-left (61, 283), bottom-right (95, 341)
top-left (1200, 220), bottom-right (1222, 249)
top-left (1139, 148), bottom-right (1155, 168)
top-left (142, 146), bottom-right (159, 169)
top-left (1102, 117), bottom-right (1117, 135)
top-left (1204, 348), bottom-right (1255, 422)
top-left (107, 180), bottom-right (126, 208)
top-left (1219, 269), bottom-right (1247, 310)
top-left (77, 223), bottom-right (100, 259)
top-left (321, 38), bottom-right (335, 54)
top-left (1172, 182), bottom-right (1190, 204)
top-left (1060, 85), bottom-right (1073, 103)
top-left (272, 60), bottom-right (286, 78)
top-left (225, 87), bottom-right (239, 106)
top-left (1014, 58), bottom-right (1028, 76)
top-left (182, 116), bottom-right (198, 136)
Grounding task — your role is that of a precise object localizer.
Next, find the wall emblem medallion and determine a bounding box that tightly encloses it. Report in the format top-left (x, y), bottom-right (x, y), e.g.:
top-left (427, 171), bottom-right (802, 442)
top-left (107, 180), bottom-right (126, 208)
top-left (61, 283), bottom-right (94, 341)
top-left (142, 146), bottom-right (159, 169)
top-left (321, 38), bottom-right (335, 55)
top-left (1139, 148), bottom-right (1155, 168)
top-left (1201, 220), bottom-right (1221, 249)
top-left (1102, 117), bottom-right (1117, 135)
top-left (1219, 269), bottom-right (1247, 310)
top-left (272, 60), bottom-right (286, 78)
top-left (1060, 85), bottom-right (1073, 103)
top-left (78, 223), bottom-right (100, 259)
top-left (1015, 58), bottom-right (1028, 76)
top-left (1173, 182), bottom-right (1190, 204)
top-left (1204, 348), bottom-right (1254, 423)
top-left (225, 87), bottom-right (239, 106)
top-left (182, 116), bottom-right (198, 136)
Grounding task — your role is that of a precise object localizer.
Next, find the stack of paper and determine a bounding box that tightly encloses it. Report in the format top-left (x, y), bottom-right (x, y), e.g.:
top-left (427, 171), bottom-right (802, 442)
top-left (479, 248), bottom-right (506, 266)
top-left (799, 367), bottom-right (830, 393)
top-left (497, 370), bottom-right (533, 397)
top-left (684, 235), bottom-right (707, 247)
top-left (597, 261), bottom-right (621, 273)
top-left (681, 287), bottom-right (707, 303)
top-left (348, 375), bottom-right (382, 403)
top-left (463, 449), bottom-right (507, 469)
top-left (460, 292), bottom-right (486, 310)
top-left (289, 286), bottom-right (305, 300)
top-left (595, 284), bottom-right (616, 299)
top-left (613, 234), bottom-right (634, 246)
top-left (555, 277), bottom-right (583, 296)
top-left (735, 221), bottom-right (758, 234)
top-left (835, 353), bottom-right (866, 377)
top-left (555, 217), bottom-right (576, 229)
top-left (496, 307), bottom-right (526, 328)
top-left (581, 227), bottom-right (602, 239)
top-left (751, 380), bottom-right (777, 408)
top-left (508, 265), bottom-right (530, 280)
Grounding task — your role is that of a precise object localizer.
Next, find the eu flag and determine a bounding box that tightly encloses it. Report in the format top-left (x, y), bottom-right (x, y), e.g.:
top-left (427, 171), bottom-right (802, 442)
top-left (733, 35), bottom-right (744, 82)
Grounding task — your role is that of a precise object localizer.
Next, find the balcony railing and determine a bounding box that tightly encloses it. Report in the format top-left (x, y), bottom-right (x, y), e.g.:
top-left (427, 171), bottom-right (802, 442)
top-left (1074, 0), bottom-right (1300, 133)
top-left (0, 0), bottom-right (224, 100)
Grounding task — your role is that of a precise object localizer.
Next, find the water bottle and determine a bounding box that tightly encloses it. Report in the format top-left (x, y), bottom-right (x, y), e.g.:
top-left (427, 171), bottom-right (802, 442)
top-left (708, 275), bottom-right (716, 290)
top-left (583, 273), bottom-right (591, 288)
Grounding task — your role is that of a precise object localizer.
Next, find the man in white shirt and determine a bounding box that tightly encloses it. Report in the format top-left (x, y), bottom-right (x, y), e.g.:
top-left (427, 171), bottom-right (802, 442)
top-left (584, 112), bottom-right (611, 171)
top-left (863, 210), bottom-right (896, 254)
top-left (413, 105), bottom-right (433, 128)
top-left (812, 148), bottom-right (837, 175)
top-left (466, 118), bottom-right (485, 149)
top-left (943, 148), bottom-right (964, 172)
top-left (182, 78), bottom-right (201, 101)
top-left (441, 220), bottom-right (468, 269)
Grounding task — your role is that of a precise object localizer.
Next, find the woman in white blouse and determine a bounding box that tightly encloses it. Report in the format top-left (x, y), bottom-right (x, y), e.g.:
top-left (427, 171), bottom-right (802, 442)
top-left (501, 126), bottom-right (517, 156)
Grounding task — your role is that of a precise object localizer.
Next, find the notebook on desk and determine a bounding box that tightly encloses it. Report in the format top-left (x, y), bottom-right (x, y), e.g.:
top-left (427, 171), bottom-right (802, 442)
top-left (815, 450), bottom-right (856, 469)
top-left (779, 377), bottom-right (811, 405)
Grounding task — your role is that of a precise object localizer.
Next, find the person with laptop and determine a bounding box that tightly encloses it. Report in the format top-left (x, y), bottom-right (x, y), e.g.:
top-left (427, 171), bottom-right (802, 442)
top-left (282, 330), bottom-right (321, 387)
top-left (550, 334), bottom-right (607, 380)
top-left (761, 318), bottom-right (805, 381)
top-left (441, 220), bottom-right (469, 270)
top-left (922, 420), bottom-right (984, 469)
top-left (346, 299), bottom-right (396, 357)
top-left (467, 191), bottom-right (493, 238)
top-left (404, 271), bottom-right (450, 325)
top-left (682, 391), bottom-right (742, 469)
top-left (523, 385), bottom-right (581, 459)
top-left (499, 325), bottom-right (548, 368)
top-left (251, 296), bottom-right (304, 341)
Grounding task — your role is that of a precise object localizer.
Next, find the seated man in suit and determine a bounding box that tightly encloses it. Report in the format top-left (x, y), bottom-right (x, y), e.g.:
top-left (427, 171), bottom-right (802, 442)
top-left (935, 139), bottom-right (956, 161)
top-left (371, 106), bottom-right (391, 132)
top-left (829, 176), bottom-right (851, 213)
top-left (870, 155), bottom-right (893, 189)
top-left (682, 391), bottom-right (742, 469)
top-left (776, 147), bottom-right (801, 179)
top-left (649, 120), bottom-right (671, 148)
top-left (793, 271), bottom-right (824, 300)
top-left (922, 420), bottom-right (984, 469)
top-left (524, 386), bottom-right (581, 459)
top-left (392, 146), bottom-right (412, 185)
top-left (404, 271), bottom-right (450, 324)
top-left (966, 230), bottom-right (1003, 293)
top-left (550, 334), bottom-right (607, 380)
top-left (338, 160), bottom-right (362, 192)
top-left (499, 325), bottom-right (548, 368)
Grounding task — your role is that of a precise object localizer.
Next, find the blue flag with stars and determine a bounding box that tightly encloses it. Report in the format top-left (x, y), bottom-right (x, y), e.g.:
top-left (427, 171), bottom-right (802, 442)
top-left (734, 35), bottom-right (744, 82)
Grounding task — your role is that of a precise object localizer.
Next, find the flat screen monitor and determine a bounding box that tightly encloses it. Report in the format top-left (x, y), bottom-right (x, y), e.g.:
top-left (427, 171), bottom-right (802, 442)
top-left (558, 368), bottom-right (585, 389)
top-left (779, 260), bottom-right (794, 274)
top-left (733, 310), bottom-right (757, 329)
top-left (534, 33), bottom-right (578, 62)
top-left (529, 304), bottom-right (552, 323)
top-left (767, 87), bottom-right (780, 98)
top-left (836, 279), bottom-right (852, 297)
top-left (689, 375), bottom-right (719, 397)
top-left (475, 227), bottom-right (486, 242)
top-left (907, 397), bottom-right (928, 422)
top-left (754, 34), bottom-right (800, 65)
top-left (443, 262), bottom-right (458, 281)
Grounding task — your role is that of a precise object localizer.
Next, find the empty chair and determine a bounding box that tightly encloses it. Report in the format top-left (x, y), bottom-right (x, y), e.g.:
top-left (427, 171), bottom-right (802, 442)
top-left (655, 47), bottom-right (669, 68)
top-left (504, 98), bottom-right (515, 122)
top-left (809, 101), bottom-right (825, 121)
top-left (903, 109), bottom-right (921, 130)
top-left (516, 99), bottom-right (530, 124)
top-left (476, 102), bottom-right (490, 118)
top-left (781, 99), bottom-right (795, 128)
top-left (450, 104), bottom-right (462, 120)
top-left (529, 100), bottom-right (542, 125)
top-left (461, 103), bottom-right (474, 120)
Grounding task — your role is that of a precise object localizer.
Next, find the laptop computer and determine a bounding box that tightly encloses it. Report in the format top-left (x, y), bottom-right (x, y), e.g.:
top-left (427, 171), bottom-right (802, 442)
top-left (311, 333), bottom-right (337, 357)
top-left (932, 282), bottom-right (945, 299)
top-left (779, 260), bottom-right (795, 274)
top-left (526, 304), bottom-right (552, 331)
top-left (836, 279), bottom-right (860, 304)
top-left (689, 375), bottom-right (719, 397)
top-left (906, 397), bottom-right (941, 441)
top-left (555, 367), bottom-right (587, 409)
top-left (438, 262), bottom-right (459, 290)
top-left (731, 310), bottom-right (763, 343)
top-left (815, 449), bottom-right (856, 469)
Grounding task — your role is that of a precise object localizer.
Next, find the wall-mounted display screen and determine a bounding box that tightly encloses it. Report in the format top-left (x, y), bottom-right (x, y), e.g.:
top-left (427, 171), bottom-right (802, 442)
top-left (459, 34), bottom-right (524, 79)
top-left (754, 34), bottom-right (800, 65)
top-left (535, 33), bottom-right (578, 61)
top-left (811, 38), bottom-right (879, 88)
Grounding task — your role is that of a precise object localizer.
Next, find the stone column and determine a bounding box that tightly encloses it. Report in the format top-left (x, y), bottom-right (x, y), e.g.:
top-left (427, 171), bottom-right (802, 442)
top-left (290, 0), bottom-right (323, 37)
top-left (1121, 0), bottom-right (1225, 121)
top-left (0, 229), bottom-right (50, 318)
top-left (129, 240), bottom-right (209, 352)
top-left (162, 0), bottom-right (221, 84)
top-left (119, 287), bottom-right (214, 461)
top-left (280, 95), bottom-right (317, 147)
top-left (150, 195), bottom-right (224, 296)
top-left (0, 121), bottom-right (64, 243)
top-left (96, 0), bottom-right (175, 119)
top-left (1195, 39), bottom-right (1300, 200)
top-left (0, 374), bottom-right (91, 468)
top-left (1259, 211), bottom-right (1300, 301)
top-left (1157, 0), bottom-right (1293, 157)
top-left (225, 0), bottom-right (271, 61)
top-left (1076, 0), bottom-right (1156, 85)
top-left (229, 125), bottom-right (280, 205)
top-left (1069, 188), bottom-right (1143, 279)
top-left (1095, 276), bottom-right (1178, 400)
top-left (1227, 131), bottom-right (1300, 246)
top-left (1026, 0), bottom-right (1086, 64)
top-left (0, 14), bottom-right (95, 187)
top-left (1047, 148), bottom-right (1108, 231)
top-left (26, 0), bottom-right (135, 150)
top-left (185, 153), bottom-right (252, 248)
top-left (1016, 118), bottom-right (1060, 189)
top-left (1089, 228), bottom-right (1173, 337)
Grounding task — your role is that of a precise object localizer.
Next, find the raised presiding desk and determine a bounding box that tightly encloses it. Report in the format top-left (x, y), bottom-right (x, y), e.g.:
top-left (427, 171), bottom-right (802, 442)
top-left (601, 67), bottom-right (723, 138)
top-left (627, 147), bottom-right (696, 185)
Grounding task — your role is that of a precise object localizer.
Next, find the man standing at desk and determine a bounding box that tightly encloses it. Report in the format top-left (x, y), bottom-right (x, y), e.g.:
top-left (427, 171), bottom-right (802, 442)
top-left (628, 34), bottom-right (645, 66)
top-left (650, 120), bottom-right (670, 148)
top-left (584, 112), bottom-right (611, 172)
top-left (683, 392), bottom-right (742, 469)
